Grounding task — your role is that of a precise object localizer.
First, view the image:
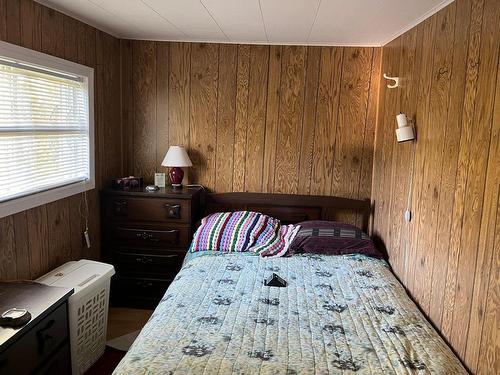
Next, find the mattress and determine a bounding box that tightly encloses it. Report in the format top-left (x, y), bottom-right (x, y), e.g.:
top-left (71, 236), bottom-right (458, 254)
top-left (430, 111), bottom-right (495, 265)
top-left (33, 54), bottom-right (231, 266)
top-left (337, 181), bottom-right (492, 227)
top-left (113, 252), bottom-right (466, 374)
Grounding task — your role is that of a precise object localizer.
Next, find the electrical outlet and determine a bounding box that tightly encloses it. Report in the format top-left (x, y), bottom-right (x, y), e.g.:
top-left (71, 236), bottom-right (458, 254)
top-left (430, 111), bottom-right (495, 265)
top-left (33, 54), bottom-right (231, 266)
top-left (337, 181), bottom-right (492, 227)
top-left (404, 209), bottom-right (412, 222)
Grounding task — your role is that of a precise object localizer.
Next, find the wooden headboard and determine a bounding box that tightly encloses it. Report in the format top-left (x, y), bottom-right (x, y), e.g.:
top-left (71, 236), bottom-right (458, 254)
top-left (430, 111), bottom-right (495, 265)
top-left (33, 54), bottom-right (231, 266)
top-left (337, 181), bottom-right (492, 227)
top-left (205, 192), bottom-right (371, 232)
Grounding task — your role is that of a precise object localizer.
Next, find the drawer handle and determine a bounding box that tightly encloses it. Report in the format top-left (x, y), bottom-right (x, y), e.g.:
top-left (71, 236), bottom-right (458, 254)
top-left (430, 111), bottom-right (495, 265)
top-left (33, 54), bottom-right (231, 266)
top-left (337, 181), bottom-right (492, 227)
top-left (164, 203), bottom-right (181, 219)
top-left (135, 256), bottom-right (153, 264)
top-left (136, 232), bottom-right (156, 240)
top-left (135, 232), bottom-right (153, 240)
top-left (113, 200), bottom-right (128, 216)
top-left (136, 281), bottom-right (154, 288)
top-left (36, 319), bottom-right (55, 355)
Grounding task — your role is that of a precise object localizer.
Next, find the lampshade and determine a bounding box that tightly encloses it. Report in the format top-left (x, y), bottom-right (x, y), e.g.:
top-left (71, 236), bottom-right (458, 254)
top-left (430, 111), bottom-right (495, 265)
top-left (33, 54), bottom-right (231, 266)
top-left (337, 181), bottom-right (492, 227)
top-left (161, 146), bottom-right (193, 167)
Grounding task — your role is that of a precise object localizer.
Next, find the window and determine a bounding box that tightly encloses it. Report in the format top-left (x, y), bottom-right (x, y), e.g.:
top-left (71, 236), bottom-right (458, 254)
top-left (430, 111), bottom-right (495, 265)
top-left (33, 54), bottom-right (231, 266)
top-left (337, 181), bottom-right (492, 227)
top-left (0, 41), bottom-right (94, 218)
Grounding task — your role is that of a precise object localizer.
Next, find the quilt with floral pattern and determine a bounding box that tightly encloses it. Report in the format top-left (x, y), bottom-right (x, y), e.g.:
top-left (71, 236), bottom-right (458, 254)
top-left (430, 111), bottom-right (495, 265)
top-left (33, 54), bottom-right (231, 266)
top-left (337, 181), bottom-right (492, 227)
top-left (113, 253), bottom-right (466, 374)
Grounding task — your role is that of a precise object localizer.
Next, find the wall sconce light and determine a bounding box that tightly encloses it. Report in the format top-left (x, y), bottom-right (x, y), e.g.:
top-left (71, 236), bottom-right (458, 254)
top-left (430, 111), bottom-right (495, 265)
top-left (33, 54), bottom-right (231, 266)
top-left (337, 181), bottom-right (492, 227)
top-left (396, 113), bottom-right (415, 142)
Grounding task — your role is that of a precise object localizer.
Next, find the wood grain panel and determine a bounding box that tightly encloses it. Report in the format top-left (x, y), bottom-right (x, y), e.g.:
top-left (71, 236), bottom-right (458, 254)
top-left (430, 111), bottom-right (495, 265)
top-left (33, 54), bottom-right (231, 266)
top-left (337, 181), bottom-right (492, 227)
top-left (244, 45), bottom-right (269, 192)
top-left (310, 47), bottom-right (343, 196)
top-left (96, 31), bottom-right (121, 184)
top-left (476, 197), bottom-right (499, 375)
top-left (297, 47), bottom-right (321, 195)
top-left (63, 15), bottom-right (78, 62)
top-left (273, 46), bottom-right (307, 194)
top-left (215, 44), bottom-right (237, 192)
top-left (428, 0), bottom-right (471, 326)
top-left (0, 216), bottom-right (16, 280)
top-left (189, 43), bottom-right (219, 190)
top-left (406, 16), bottom-right (436, 294)
top-left (358, 48), bottom-right (381, 227)
top-left (156, 42), bottom-right (169, 170)
top-left (385, 28), bottom-right (419, 283)
top-left (12, 212), bottom-right (30, 279)
top-left (168, 42), bottom-right (191, 184)
top-left (19, 0), bottom-right (42, 51)
top-left (40, 6), bottom-right (63, 58)
top-left (371, 37), bottom-right (401, 260)
top-left (261, 45), bottom-right (282, 193)
top-left (45, 199), bottom-right (71, 270)
top-left (0, 0), bottom-right (121, 281)
top-left (0, 0), bottom-right (6, 40)
top-left (413, 4), bottom-right (455, 312)
top-left (26, 205), bottom-right (50, 278)
top-left (120, 39), bottom-right (134, 175)
top-left (131, 41), bottom-right (157, 181)
top-left (232, 45), bottom-right (250, 191)
top-left (5, 0), bottom-right (20, 45)
top-left (372, 0), bottom-right (499, 371)
top-left (441, 0), bottom-right (484, 340)
top-left (168, 43), bottom-right (191, 147)
top-left (449, 0), bottom-right (500, 356)
top-left (332, 47), bottom-right (373, 198)
top-left (467, 46), bottom-right (500, 371)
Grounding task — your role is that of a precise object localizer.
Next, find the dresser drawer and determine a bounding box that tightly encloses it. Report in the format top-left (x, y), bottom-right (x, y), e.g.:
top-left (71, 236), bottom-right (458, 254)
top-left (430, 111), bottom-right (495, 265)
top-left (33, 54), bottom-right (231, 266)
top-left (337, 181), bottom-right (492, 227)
top-left (35, 342), bottom-right (71, 375)
top-left (111, 249), bottom-right (185, 278)
top-left (105, 197), bottom-right (191, 223)
top-left (112, 276), bottom-right (172, 302)
top-left (110, 224), bottom-right (191, 248)
top-left (0, 303), bottom-right (69, 375)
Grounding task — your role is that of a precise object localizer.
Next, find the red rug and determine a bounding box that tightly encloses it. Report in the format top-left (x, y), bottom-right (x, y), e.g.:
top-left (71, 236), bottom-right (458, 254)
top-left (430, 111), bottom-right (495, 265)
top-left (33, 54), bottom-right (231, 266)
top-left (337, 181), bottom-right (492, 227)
top-left (85, 346), bottom-right (126, 375)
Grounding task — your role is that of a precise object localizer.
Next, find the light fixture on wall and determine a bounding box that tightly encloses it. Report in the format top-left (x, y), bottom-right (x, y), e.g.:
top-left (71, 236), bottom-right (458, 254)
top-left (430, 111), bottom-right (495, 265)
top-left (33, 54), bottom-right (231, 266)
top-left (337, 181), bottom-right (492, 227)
top-left (396, 113), bottom-right (415, 143)
top-left (395, 112), bottom-right (417, 227)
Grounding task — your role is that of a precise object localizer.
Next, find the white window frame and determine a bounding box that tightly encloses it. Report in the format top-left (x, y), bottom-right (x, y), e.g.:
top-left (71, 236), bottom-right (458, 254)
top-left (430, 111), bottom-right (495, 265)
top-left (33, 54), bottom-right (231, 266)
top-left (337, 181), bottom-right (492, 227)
top-left (0, 41), bottom-right (95, 219)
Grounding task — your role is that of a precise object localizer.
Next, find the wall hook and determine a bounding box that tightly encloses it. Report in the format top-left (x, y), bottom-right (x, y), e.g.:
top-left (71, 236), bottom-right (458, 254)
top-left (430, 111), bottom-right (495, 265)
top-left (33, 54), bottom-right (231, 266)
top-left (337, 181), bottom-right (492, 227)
top-left (383, 73), bottom-right (399, 88)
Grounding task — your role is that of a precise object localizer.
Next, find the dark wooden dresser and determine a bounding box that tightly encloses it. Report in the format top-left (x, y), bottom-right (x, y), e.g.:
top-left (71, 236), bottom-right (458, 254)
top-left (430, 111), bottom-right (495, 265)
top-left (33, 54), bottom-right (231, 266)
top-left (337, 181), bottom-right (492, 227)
top-left (101, 186), bottom-right (204, 308)
top-left (0, 281), bottom-right (73, 375)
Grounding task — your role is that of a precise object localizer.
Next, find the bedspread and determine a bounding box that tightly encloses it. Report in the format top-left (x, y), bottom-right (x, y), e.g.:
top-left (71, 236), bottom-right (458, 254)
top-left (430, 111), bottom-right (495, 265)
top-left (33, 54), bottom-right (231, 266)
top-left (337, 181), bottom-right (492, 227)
top-left (113, 253), bottom-right (466, 374)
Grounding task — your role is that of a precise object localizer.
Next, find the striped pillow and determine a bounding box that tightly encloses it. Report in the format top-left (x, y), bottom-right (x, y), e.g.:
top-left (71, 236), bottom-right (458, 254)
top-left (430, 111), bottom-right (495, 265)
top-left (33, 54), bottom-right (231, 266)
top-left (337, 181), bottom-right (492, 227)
top-left (249, 224), bottom-right (300, 258)
top-left (189, 211), bottom-right (280, 253)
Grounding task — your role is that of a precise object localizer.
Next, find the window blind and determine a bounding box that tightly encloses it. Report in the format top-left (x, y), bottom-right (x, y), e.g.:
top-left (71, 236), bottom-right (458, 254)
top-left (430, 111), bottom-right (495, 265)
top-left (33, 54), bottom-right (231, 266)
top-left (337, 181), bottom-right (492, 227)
top-left (0, 59), bottom-right (90, 203)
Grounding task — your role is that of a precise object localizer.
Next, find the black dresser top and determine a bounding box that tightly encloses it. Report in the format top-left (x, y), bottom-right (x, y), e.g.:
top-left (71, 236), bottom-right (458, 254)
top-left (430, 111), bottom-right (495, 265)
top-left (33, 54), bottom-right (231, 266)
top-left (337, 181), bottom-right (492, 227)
top-left (0, 281), bottom-right (73, 350)
top-left (101, 185), bottom-right (203, 199)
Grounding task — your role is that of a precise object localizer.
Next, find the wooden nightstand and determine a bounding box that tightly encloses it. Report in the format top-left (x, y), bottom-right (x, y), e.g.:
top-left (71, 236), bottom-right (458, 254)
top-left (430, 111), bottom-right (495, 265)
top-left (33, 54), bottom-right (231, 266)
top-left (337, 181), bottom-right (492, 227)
top-left (0, 282), bottom-right (73, 374)
top-left (101, 186), bottom-right (204, 308)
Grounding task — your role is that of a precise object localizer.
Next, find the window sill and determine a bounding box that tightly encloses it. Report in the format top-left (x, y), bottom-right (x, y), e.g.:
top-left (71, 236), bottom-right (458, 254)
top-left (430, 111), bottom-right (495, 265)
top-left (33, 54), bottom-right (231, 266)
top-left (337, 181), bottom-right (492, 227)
top-left (0, 179), bottom-right (95, 219)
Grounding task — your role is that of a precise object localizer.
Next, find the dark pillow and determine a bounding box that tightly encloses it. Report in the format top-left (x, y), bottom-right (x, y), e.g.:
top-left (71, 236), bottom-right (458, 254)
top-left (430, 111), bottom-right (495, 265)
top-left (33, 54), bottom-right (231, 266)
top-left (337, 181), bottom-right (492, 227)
top-left (289, 220), bottom-right (382, 258)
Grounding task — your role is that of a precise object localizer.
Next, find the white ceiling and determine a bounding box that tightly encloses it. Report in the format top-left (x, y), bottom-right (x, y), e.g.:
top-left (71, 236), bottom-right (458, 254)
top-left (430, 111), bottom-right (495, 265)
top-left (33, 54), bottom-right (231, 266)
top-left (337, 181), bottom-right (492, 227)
top-left (35, 0), bottom-right (454, 46)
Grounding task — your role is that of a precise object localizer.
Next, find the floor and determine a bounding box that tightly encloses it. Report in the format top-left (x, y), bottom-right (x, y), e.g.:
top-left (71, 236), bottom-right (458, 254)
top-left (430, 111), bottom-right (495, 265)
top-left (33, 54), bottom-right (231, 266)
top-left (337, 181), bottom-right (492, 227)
top-left (106, 307), bottom-right (153, 340)
top-left (85, 307), bottom-right (153, 375)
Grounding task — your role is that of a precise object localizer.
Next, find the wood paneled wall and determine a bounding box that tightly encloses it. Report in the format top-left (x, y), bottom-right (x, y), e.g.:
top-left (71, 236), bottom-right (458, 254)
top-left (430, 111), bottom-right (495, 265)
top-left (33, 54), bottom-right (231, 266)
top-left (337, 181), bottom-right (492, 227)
top-left (1, 0), bottom-right (496, 372)
top-left (0, 0), bottom-right (122, 280)
top-left (121, 41), bottom-right (381, 202)
top-left (372, 0), bottom-right (499, 372)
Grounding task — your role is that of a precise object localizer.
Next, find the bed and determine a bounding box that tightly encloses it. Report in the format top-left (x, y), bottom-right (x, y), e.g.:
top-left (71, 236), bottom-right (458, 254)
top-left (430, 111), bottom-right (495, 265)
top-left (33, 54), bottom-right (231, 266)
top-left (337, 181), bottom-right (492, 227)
top-left (113, 193), bottom-right (466, 374)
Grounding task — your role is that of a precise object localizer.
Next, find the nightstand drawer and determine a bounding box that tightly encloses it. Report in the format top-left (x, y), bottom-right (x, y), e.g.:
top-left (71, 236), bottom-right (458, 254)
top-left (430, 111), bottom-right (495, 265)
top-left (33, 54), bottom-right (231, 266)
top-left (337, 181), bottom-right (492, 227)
top-left (111, 249), bottom-right (185, 278)
top-left (101, 186), bottom-right (203, 309)
top-left (111, 225), bottom-right (190, 247)
top-left (105, 197), bottom-right (190, 223)
top-left (0, 303), bottom-right (68, 374)
top-left (113, 276), bottom-right (172, 298)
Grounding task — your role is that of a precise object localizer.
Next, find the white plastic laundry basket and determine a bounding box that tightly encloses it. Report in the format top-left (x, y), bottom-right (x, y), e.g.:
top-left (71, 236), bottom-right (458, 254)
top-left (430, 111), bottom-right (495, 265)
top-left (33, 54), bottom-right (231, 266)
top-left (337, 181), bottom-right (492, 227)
top-left (37, 259), bottom-right (115, 375)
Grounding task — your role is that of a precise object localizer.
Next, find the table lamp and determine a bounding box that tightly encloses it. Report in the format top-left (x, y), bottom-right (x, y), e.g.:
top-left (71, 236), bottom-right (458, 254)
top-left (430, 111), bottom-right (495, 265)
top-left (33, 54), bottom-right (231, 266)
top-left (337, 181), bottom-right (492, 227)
top-left (161, 146), bottom-right (193, 189)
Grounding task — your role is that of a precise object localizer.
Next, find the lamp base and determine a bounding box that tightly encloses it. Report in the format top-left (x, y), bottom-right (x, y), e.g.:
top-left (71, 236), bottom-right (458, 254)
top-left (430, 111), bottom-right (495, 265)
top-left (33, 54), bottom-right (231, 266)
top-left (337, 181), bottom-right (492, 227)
top-left (169, 167), bottom-right (184, 188)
